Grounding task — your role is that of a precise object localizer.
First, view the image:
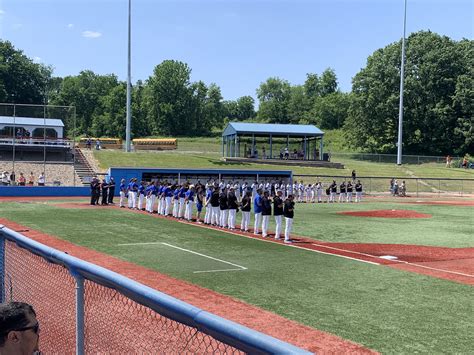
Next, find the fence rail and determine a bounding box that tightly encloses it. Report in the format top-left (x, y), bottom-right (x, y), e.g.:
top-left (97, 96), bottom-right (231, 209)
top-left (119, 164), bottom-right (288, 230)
top-left (293, 174), bottom-right (474, 197)
top-left (331, 152), bottom-right (463, 165)
top-left (0, 226), bottom-right (310, 354)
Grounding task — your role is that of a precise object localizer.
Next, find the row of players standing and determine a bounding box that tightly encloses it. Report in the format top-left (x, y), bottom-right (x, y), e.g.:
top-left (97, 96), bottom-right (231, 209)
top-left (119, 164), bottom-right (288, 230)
top-left (119, 178), bottom-right (297, 243)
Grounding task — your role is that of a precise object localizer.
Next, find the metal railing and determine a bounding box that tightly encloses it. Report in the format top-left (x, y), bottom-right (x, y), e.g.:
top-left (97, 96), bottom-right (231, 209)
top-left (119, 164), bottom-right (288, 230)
top-left (330, 152), bottom-right (462, 165)
top-left (0, 225), bottom-right (310, 354)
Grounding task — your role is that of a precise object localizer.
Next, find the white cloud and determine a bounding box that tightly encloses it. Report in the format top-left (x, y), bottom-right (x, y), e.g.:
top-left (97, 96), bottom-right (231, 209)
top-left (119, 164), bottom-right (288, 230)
top-left (33, 57), bottom-right (42, 63)
top-left (0, 10), bottom-right (5, 15)
top-left (67, 23), bottom-right (74, 29)
top-left (82, 30), bottom-right (102, 38)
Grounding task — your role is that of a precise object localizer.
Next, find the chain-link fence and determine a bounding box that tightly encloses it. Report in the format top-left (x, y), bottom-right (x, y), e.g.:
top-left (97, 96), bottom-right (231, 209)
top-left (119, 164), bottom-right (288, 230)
top-left (0, 226), bottom-right (309, 354)
top-left (293, 174), bottom-right (474, 197)
top-left (331, 152), bottom-right (463, 165)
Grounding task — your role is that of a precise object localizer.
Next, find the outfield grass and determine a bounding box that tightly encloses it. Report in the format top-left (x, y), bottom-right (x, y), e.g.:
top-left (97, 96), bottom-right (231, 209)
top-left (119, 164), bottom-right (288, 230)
top-left (1, 200), bottom-right (472, 353)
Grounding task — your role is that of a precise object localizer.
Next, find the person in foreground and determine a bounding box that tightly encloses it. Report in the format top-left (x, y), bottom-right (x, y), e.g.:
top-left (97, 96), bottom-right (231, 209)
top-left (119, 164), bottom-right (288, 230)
top-left (0, 302), bottom-right (40, 355)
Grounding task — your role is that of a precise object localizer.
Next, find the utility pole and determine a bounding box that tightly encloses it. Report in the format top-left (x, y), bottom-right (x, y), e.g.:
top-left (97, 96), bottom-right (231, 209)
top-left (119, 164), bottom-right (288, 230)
top-left (397, 0), bottom-right (407, 165)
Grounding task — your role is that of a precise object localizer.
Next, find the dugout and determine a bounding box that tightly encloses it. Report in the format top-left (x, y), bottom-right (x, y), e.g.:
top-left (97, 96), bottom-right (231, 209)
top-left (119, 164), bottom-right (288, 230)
top-left (222, 122), bottom-right (325, 160)
top-left (107, 167), bottom-right (293, 192)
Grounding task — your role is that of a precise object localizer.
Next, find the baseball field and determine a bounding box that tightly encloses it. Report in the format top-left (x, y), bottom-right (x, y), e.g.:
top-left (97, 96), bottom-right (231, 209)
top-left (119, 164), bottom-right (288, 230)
top-left (1, 193), bottom-right (472, 353)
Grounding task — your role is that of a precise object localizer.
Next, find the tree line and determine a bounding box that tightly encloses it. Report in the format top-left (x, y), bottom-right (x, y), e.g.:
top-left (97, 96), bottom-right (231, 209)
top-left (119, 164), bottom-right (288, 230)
top-left (0, 30), bottom-right (472, 155)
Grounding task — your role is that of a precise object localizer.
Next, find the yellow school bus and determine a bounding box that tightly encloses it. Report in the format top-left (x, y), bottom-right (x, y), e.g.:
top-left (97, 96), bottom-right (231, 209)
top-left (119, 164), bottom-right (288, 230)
top-left (132, 138), bottom-right (178, 150)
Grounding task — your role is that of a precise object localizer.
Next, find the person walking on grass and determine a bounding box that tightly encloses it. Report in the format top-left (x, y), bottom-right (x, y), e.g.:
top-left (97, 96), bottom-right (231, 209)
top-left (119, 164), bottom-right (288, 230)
top-left (284, 194), bottom-right (295, 243)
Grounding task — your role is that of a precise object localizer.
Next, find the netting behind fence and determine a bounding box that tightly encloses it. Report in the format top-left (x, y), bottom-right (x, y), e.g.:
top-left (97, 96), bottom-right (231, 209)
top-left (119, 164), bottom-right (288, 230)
top-left (1, 239), bottom-right (246, 354)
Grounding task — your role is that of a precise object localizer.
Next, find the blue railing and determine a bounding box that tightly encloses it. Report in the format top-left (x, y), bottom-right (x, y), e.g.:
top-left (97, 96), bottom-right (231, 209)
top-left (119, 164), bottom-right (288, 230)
top-left (0, 225), bottom-right (311, 354)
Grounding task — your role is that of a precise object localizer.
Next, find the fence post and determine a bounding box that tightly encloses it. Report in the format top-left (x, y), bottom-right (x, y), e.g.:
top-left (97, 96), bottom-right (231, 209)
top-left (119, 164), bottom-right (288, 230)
top-left (438, 180), bottom-right (441, 196)
top-left (73, 273), bottom-right (85, 355)
top-left (369, 178), bottom-right (372, 195)
top-left (416, 179), bottom-right (419, 198)
top-left (461, 180), bottom-right (463, 197)
top-left (0, 231), bottom-right (5, 303)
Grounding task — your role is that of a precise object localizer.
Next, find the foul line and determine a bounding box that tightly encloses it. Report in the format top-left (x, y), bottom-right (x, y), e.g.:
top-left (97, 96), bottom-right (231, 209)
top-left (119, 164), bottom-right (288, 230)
top-left (118, 241), bottom-right (247, 273)
top-left (118, 208), bottom-right (473, 278)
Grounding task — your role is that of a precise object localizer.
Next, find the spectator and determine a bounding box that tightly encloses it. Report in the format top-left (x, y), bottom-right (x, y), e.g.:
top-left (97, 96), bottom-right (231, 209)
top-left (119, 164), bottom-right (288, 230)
top-left (351, 170), bottom-right (356, 181)
top-left (18, 172), bottom-right (26, 186)
top-left (284, 147), bottom-right (289, 160)
top-left (0, 302), bottom-right (41, 354)
top-left (462, 157), bottom-right (468, 169)
top-left (1, 171), bottom-right (8, 186)
top-left (446, 155), bottom-right (452, 168)
top-left (262, 146), bottom-right (266, 159)
top-left (28, 172), bottom-right (35, 186)
top-left (95, 139), bottom-right (101, 150)
top-left (38, 173), bottom-right (45, 187)
top-left (9, 171), bottom-right (15, 185)
top-left (86, 137), bottom-right (92, 150)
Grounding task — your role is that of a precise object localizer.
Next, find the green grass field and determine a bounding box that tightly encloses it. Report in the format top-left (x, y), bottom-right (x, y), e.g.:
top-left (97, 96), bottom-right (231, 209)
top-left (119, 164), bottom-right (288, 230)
top-left (1, 198), bottom-right (472, 353)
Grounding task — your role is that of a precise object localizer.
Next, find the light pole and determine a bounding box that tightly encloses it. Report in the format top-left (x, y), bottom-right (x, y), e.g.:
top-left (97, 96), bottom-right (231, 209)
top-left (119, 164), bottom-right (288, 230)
top-left (397, 0), bottom-right (407, 165)
top-left (125, 0), bottom-right (132, 152)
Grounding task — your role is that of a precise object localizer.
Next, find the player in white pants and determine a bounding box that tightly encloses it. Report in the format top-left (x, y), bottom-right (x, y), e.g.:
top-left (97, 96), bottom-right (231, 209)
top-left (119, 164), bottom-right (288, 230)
top-left (204, 188), bottom-right (212, 224)
top-left (178, 185), bottom-right (186, 218)
top-left (261, 191), bottom-right (271, 237)
top-left (119, 179), bottom-right (127, 208)
top-left (284, 194), bottom-right (295, 243)
top-left (253, 189), bottom-right (263, 234)
top-left (172, 187), bottom-right (179, 217)
top-left (240, 192), bottom-right (251, 232)
top-left (316, 182), bottom-right (323, 203)
top-left (338, 181), bottom-right (346, 203)
top-left (227, 187), bottom-right (238, 230)
top-left (330, 181), bottom-right (337, 203)
top-left (273, 190), bottom-right (284, 239)
top-left (137, 181), bottom-right (145, 210)
top-left (184, 185), bottom-right (195, 221)
top-left (355, 180), bottom-right (363, 202)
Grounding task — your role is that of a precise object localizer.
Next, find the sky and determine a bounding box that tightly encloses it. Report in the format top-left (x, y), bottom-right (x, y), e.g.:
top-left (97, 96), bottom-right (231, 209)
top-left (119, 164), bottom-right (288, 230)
top-left (0, 0), bottom-right (472, 101)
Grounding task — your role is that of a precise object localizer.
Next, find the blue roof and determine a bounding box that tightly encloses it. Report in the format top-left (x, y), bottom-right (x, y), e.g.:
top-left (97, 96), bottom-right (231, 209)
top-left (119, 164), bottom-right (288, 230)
top-left (222, 122), bottom-right (324, 137)
top-left (0, 116), bottom-right (64, 127)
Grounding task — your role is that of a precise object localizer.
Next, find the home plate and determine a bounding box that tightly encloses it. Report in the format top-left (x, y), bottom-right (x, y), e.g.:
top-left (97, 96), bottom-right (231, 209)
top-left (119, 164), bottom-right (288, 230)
top-left (380, 255), bottom-right (399, 260)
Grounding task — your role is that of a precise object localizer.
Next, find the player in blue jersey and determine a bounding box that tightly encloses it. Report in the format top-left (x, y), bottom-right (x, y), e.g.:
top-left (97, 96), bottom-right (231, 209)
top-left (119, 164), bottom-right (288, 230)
top-left (137, 181), bottom-right (146, 210)
top-left (178, 184), bottom-right (187, 218)
top-left (119, 179), bottom-right (127, 208)
top-left (184, 185), bottom-right (195, 221)
top-left (253, 189), bottom-right (263, 234)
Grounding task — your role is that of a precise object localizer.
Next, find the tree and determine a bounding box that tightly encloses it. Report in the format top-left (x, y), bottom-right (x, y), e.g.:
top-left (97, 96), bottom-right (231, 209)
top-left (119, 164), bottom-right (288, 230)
top-left (287, 85), bottom-right (311, 123)
top-left (311, 92), bottom-right (351, 129)
top-left (304, 73), bottom-right (320, 100)
top-left (345, 31), bottom-right (473, 154)
top-left (256, 77), bottom-right (291, 123)
top-left (0, 40), bottom-right (51, 104)
top-left (145, 60), bottom-right (193, 136)
top-left (236, 96), bottom-right (256, 119)
top-left (319, 68), bottom-right (338, 97)
top-left (204, 83), bottom-right (225, 129)
top-left (51, 71), bottom-right (119, 135)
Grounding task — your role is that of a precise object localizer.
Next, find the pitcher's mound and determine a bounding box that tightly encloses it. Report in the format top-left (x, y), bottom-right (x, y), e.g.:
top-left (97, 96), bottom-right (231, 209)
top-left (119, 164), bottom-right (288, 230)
top-left (339, 209), bottom-right (432, 218)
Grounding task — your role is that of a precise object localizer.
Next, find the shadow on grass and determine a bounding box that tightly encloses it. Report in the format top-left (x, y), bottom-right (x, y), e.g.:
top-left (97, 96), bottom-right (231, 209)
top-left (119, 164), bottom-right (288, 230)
top-left (208, 159), bottom-right (252, 167)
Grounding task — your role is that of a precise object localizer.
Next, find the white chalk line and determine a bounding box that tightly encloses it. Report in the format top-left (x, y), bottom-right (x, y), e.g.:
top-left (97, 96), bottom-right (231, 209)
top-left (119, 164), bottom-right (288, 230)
top-left (394, 261), bottom-right (474, 278)
top-left (118, 241), bottom-right (247, 273)
top-left (312, 243), bottom-right (473, 278)
top-left (192, 223), bottom-right (380, 265)
top-left (161, 243), bottom-right (247, 273)
top-left (122, 209), bottom-right (473, 278)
